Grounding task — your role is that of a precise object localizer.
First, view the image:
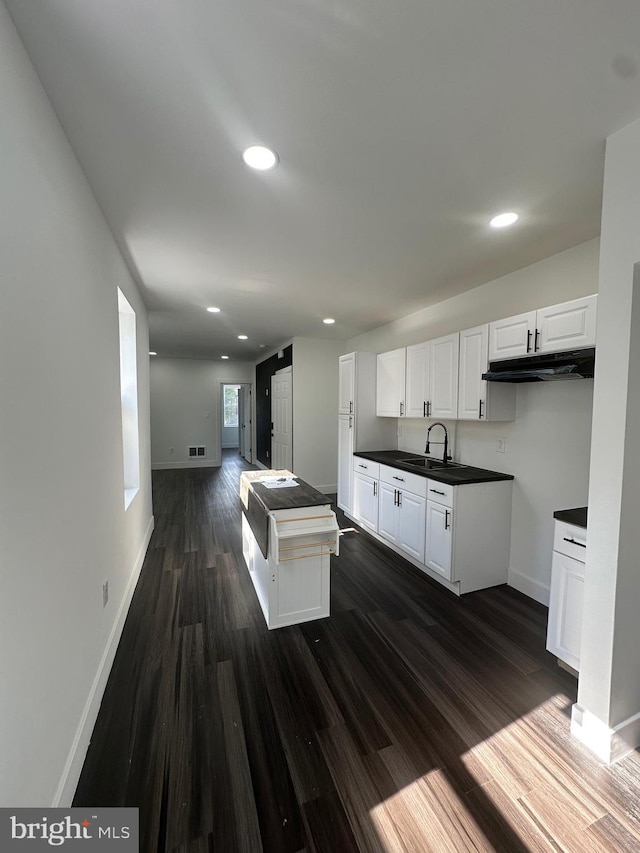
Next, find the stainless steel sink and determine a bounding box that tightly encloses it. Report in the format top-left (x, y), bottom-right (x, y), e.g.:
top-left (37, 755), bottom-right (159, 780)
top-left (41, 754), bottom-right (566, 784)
top-left (397, 457), bottom-right (465, 470)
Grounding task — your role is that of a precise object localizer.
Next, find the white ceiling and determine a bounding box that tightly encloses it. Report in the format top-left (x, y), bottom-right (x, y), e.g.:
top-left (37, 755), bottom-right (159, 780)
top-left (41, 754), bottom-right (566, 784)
top-left (6, 0), bottom-right (640, 360)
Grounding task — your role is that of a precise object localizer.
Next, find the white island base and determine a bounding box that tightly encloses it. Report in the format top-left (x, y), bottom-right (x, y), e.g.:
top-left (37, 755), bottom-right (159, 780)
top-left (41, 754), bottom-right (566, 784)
top-left (240, 471), bottom-right (339, 629)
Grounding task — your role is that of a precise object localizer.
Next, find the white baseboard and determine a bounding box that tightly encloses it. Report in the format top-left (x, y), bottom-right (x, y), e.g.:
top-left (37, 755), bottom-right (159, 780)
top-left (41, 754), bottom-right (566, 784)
top-left (152, 460), bottom-right (220, 470)
top-left (508, 567), bottom-right (550, 606)
top-left (53, 514), bottom-right (155, 806)
top-left (571, 703), bottom-right (640, 764)
top-left (256, 460), bottom-right (268, 470)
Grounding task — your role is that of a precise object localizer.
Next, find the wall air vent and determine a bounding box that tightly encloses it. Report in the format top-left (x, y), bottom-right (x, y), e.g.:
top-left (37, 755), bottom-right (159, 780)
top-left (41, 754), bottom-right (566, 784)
top-left (188, 446), bottom-right (206, 457)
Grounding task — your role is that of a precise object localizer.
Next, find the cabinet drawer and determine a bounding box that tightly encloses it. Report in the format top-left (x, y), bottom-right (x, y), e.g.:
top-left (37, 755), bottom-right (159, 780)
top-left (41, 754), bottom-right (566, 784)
top-left (425, 479), bottom-right (454, 508)
top-left (353, 457), bottom-right (380, 479)
top-left (553, 520), bottom-right (587, 562)
top-left (379, 464), bottom-right (427, 498)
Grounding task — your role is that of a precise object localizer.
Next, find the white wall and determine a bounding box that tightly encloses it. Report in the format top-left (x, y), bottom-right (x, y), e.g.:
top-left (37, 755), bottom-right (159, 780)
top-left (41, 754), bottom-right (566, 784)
top-left (150, 359), bottom-right (254, 467)
top-left (0, 3), bottom-right (152, 807)
top-left (291, 338), bottom-right (346, 492)
top-left (347, 238), bottom-right (599, 603)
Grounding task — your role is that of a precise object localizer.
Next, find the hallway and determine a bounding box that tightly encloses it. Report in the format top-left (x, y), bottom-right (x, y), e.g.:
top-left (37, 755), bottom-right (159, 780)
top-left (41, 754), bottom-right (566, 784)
top-left (73, 451), bottom-right (640, 852)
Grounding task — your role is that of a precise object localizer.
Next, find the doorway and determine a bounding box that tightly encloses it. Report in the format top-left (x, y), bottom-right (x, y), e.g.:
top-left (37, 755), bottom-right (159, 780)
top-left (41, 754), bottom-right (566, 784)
top-left (220, 382), bottom-right (253, 463)
top-left (271, 365), bottom-right (292, 470)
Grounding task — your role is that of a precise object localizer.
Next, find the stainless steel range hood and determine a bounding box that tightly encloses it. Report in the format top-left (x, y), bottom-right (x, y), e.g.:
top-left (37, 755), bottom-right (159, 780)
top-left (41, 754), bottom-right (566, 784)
top-left (482, 348), bottom-right (596, 383)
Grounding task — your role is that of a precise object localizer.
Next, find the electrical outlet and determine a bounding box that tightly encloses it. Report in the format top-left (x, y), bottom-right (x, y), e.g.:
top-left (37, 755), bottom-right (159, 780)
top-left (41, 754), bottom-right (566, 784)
top-left (496, 436), bottom-right (506, 453)
top-left (102, 580), bottom-right (109, 608)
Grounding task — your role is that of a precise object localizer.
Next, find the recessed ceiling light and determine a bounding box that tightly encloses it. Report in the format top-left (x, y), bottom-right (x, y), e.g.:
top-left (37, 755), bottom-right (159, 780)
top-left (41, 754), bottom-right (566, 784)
top-left (221, 355), bottom-right (229, 359)
top-left (489, 211), bottom-right (519, 229)
top-left (207, 306), bottom-right (221, 313)
top-left (149, 351), bottom-right (157, 356)
top-left (238, 334), bottom-right (248, 340)
top-left (242, 145), bottom-right (278, 171)
top-left (323, 318), bottom-right (336, 325)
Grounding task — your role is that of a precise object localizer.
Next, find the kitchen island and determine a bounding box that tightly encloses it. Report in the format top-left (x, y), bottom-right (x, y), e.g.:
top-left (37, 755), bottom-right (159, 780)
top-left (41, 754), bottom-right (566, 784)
top-left (240, 470), bottom-right (339, 629)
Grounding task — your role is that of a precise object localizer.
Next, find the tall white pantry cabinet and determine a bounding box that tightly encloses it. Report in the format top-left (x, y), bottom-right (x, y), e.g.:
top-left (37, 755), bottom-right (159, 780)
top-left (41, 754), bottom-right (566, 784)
top-left (337, 352), bottom-right (396, 514)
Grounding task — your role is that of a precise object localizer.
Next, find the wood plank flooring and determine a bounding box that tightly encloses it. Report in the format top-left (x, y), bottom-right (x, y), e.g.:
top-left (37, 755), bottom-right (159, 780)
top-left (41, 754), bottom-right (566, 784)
top-left (73, 451), bottom-right (640, 852)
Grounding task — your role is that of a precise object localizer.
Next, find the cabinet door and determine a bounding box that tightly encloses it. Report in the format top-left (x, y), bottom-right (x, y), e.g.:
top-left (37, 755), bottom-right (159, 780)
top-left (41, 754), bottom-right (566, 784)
top-left (425, 500), bottom-right (453, 579)
top-left (536, 295), bottom-right (597, 354)
top-left (353, 472), bottom-right (378, 533)
top-left (459, 325), bottom-right (516, 422)
top-left (488, 311), bottom-right (536, 361)
top-left (458, 325), bottom-right (488, 421)
top-left (337, 413), bottom-right (354, 512)
top-left (429, 333), bottom-right (459, 420)
top-left (405, 342), bottom-right (430, 418)
top-left (376, 348), bottom-right (406, 417)
top-left (378, 482), bottom-right (398, 543)
top-left (396, 490), bottom-right (426, 562)
top-left (546, 551), bottom-right (585, 671)
top-left (338, 352), bottom-right (356, 415)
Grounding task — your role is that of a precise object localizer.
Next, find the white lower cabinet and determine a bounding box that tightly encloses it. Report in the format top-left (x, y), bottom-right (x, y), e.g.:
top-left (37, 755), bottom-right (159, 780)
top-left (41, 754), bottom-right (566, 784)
top-left (337, 413), bottom-right (354, 513)
top-left (353, 470), bottom-right (379, 534)
top-left (425, 500), bottom-right (453, 578)
top-left (378, 465), bottom-right (426, 563)
top-left (350, 457), bottom-right (512, 595)
top-left (547, 519), bottom-right (587, 672)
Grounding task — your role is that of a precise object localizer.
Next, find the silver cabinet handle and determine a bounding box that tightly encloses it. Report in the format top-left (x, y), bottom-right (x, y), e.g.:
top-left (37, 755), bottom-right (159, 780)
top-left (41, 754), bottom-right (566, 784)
top-left (350, 400), bottom-right (353, 414)
top-left (392, 475), bottom-right (405, 482)
top-left (445, 509), bottom-right (450, 530)
top-left (479, 399), bottom-right (484, 419)
top-left (400, 401), bottom-right (404, 416)
top-left (430, 488), bottom-right (445, 495)
top-left (397, 490), bottom-right (402, 507)
top-left (349, 416), bottom-right (353, 428)
top-left (527, 330), bottom-right (532, 353)
top-left (427, 401), bottom-right (431, 417)
top-left (373, 482), bottom-right (377, 496)
top-left (563, 536), bottom-right (586, 548)
top-left (358, 463), bottom-right (367, 468)
top-left (534, 329), bottom-right (540, 352)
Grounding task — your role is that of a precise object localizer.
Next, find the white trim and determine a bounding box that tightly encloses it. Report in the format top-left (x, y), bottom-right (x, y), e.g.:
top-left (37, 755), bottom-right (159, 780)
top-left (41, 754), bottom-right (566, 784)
top-left (571, 704), bottom-right (640, 765)
top-left (53, 514), bottom-right (155, 806)
top-left (508, 567), bottom-right (550, 605)
top-left (152, 460), bottom-right (220, 470)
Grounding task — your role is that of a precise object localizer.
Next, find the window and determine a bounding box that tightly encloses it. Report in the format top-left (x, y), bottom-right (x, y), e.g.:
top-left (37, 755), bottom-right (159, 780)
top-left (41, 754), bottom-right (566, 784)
top-left (118, 289), bottom-right (140, 509)
top-left (223, 384), bottom-right (241, 427)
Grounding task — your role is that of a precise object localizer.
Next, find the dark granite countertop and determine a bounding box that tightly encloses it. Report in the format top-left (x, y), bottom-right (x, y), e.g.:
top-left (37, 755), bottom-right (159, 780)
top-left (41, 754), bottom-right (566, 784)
top-left (250, 477), bottom-right (331, 512)
top-left (353, 450), bottom-right (513, 485)
top-left (553, 506), bottom-right (588, 528)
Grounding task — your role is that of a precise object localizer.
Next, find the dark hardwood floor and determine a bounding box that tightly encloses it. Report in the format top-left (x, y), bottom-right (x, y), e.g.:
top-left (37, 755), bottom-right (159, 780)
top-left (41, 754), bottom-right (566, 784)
top-left (74, 450), bottom-right (640, 852)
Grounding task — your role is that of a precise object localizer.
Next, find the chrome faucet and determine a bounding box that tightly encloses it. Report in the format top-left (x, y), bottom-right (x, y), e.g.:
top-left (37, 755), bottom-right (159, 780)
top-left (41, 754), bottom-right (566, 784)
top-left (425, 422), bottom-right (451, 464)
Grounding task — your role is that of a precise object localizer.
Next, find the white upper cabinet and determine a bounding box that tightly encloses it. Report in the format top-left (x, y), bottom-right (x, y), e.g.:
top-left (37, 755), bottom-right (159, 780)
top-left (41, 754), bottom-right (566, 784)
top-left (405, 342), bottom-right (429, 418)
top-left (489, 295), bottom-right (597, 361)
top-left (376, 348), bottom-right (406, 417)
top-left (536, 294), bottom-right (597, 354)
top-left (338, 351), bottom-right (356, 415)
top-left (488, 310), bottom-right (537, 361)
top-left (429, 332), bottom-right (459, 420)
top-left (458, 324), bottom-right (515, 421)
top-left (379, 334), bottom-right (459, 419)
